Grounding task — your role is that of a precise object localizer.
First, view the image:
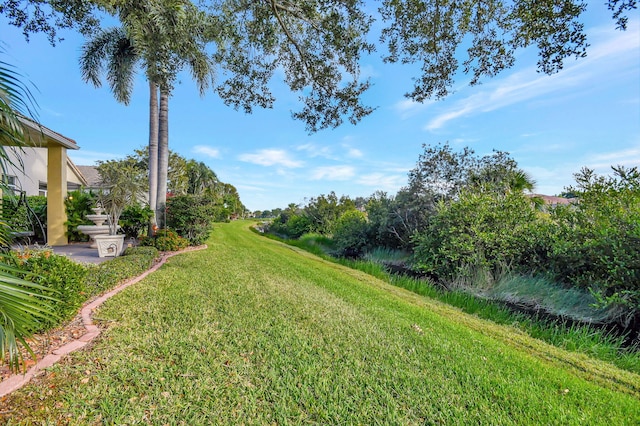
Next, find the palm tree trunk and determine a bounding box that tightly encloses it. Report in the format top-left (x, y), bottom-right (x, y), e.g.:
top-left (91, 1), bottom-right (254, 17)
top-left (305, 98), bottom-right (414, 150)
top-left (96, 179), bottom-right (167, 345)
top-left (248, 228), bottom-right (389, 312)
top-left (156, 88), bottom-right (170, 228)
top-left (148, 80), bottom-right (159, 228)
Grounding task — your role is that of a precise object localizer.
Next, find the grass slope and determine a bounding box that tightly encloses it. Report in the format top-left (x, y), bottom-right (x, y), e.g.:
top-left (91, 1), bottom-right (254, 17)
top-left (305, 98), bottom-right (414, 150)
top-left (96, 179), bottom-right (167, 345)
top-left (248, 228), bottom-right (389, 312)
top-left (2, 221), bottom-right (639, 424)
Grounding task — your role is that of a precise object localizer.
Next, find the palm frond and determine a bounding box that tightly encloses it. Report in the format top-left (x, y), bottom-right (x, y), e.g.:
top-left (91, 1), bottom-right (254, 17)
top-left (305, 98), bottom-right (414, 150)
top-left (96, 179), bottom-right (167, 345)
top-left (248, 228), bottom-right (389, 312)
top-left (0, 48), bottom-right (59, 373)
top-left (80, 27), bottom-right (139, 104)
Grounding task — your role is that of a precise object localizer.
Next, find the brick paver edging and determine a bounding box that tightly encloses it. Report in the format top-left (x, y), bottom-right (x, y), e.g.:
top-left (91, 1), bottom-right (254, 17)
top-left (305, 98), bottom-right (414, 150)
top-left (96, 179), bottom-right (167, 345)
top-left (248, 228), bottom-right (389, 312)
top-left (0, 245), bottom-right (207, 397)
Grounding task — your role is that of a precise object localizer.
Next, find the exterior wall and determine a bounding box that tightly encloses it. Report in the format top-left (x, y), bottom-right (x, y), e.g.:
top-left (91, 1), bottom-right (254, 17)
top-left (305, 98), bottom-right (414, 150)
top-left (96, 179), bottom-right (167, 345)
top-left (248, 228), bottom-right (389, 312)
top-left (3, 147), bottom-right (85, 195)
top-left (4, 147), bottom-right (46, 195)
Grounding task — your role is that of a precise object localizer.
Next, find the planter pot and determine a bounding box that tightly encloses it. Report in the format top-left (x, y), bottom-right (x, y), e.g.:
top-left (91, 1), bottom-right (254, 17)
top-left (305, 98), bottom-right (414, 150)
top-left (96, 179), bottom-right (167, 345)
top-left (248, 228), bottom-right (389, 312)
top-left (94, 234), bottom-right (125, 258)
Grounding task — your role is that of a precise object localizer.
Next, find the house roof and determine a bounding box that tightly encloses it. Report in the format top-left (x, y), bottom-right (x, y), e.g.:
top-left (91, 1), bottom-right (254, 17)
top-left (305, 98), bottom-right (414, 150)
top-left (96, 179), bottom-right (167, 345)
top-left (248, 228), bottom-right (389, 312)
top-left (76, 165), bottom-right (102, 188)
top-left (529, 194), bottom-right (575, 205)
top-left (18, 116), bottom-right (79, 150)
top-left (68, 157), bottom-right (89, 187)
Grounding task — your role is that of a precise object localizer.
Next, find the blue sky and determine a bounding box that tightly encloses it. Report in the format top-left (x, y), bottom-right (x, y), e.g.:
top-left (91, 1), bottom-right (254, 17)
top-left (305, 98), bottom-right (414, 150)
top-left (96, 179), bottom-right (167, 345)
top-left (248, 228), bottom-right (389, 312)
top-left (2, 4), bottom-right (638, 212)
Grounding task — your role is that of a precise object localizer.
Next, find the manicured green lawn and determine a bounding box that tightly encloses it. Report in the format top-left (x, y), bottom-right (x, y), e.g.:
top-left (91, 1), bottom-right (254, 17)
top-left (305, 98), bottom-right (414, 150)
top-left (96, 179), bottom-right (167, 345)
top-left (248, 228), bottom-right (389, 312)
top-left (2, 220), bottom-right (639, 424)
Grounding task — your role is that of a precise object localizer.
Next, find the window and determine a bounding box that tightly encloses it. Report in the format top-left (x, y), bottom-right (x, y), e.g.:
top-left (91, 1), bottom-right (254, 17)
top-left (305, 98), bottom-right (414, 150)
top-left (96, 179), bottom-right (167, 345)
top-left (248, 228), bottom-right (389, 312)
top-left (39, 182), bottom-right (47, 197)
top-left (1, 175), bottom-right (18, 194)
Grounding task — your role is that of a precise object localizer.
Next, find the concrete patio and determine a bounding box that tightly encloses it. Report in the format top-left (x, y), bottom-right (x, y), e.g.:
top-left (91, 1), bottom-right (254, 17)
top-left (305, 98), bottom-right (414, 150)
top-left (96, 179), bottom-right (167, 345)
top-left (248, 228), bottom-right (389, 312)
top-left (50, 243), bottom-right (114, 264)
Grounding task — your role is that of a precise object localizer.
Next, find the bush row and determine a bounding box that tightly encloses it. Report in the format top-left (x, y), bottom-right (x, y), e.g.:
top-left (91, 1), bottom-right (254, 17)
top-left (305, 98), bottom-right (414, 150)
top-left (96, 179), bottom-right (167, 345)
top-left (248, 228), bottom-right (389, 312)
top-left (270, 166), bottom-right (639, 326)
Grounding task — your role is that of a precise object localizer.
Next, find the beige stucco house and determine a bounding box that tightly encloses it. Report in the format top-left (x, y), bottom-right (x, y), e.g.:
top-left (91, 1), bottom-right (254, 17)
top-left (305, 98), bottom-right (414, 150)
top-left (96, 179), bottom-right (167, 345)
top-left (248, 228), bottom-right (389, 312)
top-left (4, 146), bottom-right (87, 196)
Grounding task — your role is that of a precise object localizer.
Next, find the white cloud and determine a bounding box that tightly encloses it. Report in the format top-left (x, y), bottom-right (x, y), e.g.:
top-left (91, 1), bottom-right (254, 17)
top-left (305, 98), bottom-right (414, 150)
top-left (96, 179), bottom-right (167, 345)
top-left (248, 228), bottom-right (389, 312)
top-left (584, 146), bottom-right (640, 173)
top-left (296, 143), bottom-right (334, 159)
top-left (425, 23), bottom-right (640, 131)
top-left (193, 145), bottom-right (221, 159)
top-left (297, 141), bottom-right (364, 160)
top-left (310, 165), bottom-right (355, 181)
top-left (357, 173), bottom-right (406, 192)
top-left (393, 98), bottom-right (434, 119)
top-left (238, 149), bottom-right (304, 168)
top-left (343, 144), bottom-right (363, 158)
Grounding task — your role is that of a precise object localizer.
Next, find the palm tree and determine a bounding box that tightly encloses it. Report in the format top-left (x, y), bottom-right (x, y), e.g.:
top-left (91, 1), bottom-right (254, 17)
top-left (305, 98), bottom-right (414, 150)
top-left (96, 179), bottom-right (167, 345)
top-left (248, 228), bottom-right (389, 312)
top-left (0, 47), bottom-right (57, 372)
top-left (123, 0), bottom-right (214, 227)
top-left (508, 169), bottom-right (536, 193)
top-left (80, 1), bottom-right (214, 228)
top-left (79, 27), bottom-right (161, 227)
top-left (186, 160), bottom-right (218, 195)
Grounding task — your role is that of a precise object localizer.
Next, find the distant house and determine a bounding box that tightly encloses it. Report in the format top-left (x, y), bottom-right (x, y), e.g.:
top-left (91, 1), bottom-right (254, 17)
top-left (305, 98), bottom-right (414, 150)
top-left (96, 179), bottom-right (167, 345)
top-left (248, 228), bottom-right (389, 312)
top-left (1, 117), bottom-right (85, 245)
top-left (76, 165), bottom-right (102, 192)
top-left (528, 194), bottom-right (575, 208)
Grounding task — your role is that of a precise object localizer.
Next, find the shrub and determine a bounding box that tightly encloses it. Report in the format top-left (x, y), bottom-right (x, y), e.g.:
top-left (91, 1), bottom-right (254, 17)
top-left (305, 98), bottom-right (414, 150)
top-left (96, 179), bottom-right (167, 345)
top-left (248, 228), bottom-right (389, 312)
top-left (120, 203), bottom-right (154, 239)
top-left (412, 191), bottom-right (542, 281)
top-left (546, 167), bottom-right (640, 317)
top-left (139, 229), bottom-right (189, 252)
top-left (267, 213), bottom-right (312, 239)
top-left (332, 210), bottom-right (369, 257)
top-left (166, 194), bottom-right (215, 245)
top-left (65, 190), bottom-right (96, 242)
top-left (84, 246), bottom-right (159, 297)
top-left (4, 248), bottom-right (88, 331)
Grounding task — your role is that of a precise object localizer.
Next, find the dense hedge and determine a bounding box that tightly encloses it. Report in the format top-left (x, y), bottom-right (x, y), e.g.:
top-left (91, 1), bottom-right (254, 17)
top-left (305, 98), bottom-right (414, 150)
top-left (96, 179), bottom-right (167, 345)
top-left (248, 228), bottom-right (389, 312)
top-left (4, 248), bottom-right (87, 331)
top-left (332, 210), bottom-right (369, 257)
top-left (411, 167), bottom-right (639, 323)
top-left (412, 191), bottom-right (545, 279)
top-left (166, 194), bottom-right (215, 245)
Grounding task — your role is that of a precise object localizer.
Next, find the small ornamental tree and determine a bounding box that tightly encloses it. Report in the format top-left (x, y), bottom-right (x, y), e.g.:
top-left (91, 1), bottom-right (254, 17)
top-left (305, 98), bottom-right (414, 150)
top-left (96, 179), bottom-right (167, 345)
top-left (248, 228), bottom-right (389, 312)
top-left (96, 159), bottom-right (146, 235)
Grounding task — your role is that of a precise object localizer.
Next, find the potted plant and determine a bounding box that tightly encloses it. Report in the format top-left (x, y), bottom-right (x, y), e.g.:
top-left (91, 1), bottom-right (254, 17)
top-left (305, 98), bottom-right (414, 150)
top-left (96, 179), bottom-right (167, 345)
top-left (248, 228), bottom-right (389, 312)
top-left (93, 160), bottom-right (146, 257)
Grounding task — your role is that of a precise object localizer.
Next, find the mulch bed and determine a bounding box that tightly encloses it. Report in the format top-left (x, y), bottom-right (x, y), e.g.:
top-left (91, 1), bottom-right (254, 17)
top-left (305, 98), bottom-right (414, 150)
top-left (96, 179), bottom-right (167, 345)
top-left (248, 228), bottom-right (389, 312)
top-left (0, 314), bottom-right (87, 382)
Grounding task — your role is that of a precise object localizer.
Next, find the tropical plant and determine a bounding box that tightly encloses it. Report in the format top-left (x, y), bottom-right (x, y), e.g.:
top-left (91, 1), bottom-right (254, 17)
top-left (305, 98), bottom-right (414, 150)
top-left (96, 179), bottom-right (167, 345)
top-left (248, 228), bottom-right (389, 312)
top-left (165, 194), bottom-right (215, 245)
top-left (120, 203), bottom-right (154, 239)
top-left (186, 160), bottom-right (218, 195)
top-left (80, 0), bottom-right (215, 228)
top-left (0, 47), bottom-right (57, 372)
top-left (64, 189), bottom-right (96, 242)
top-left (4, 248), bottom-right (88, 331)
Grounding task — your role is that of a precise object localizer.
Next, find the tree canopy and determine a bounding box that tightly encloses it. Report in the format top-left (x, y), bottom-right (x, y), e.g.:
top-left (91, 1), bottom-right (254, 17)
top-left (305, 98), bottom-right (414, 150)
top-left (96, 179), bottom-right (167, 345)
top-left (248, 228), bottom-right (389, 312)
top-left (3, 0), bottom-right (637, 130)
